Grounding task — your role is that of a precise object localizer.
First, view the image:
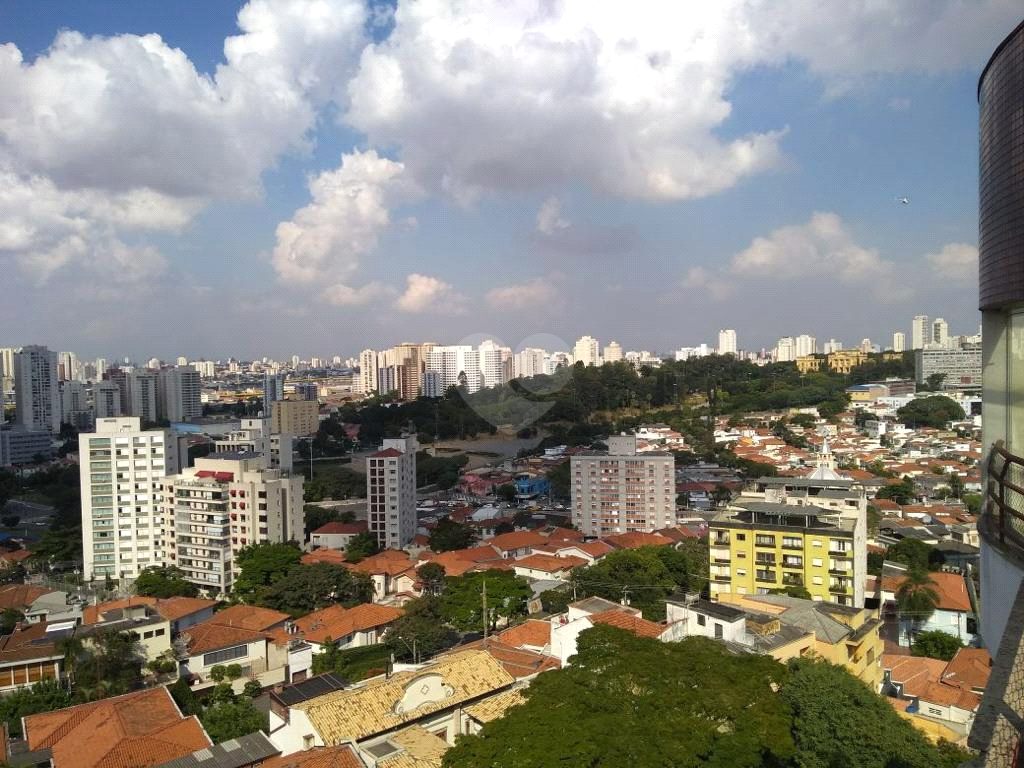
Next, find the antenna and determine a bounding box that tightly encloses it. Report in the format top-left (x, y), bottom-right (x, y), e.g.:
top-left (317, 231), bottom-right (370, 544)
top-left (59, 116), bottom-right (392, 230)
top-left (482, 577), bottom-right (488, 641)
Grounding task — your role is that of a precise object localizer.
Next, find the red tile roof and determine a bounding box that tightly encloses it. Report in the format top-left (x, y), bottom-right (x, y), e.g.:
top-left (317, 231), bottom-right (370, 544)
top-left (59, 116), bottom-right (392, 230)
top-left (0, 621), bottom-right (62, 664)
top-left (369, 448), bottom-right (403, 458)
top-left (153, 597), bottom-right (218, 623)
top-left (881, 572), bottom-right (972, 612)
top-left (23, 686), bottom-right (211, 768)
top-left (346, 549), bottom-right (415, 576)
top-left (268, 603), bottom-right (403, 646)
top-left (497, 619), bottom-right (551, 649)
top-left (260, 745), bottom-right (363, 768)
top-left (513, 553), bottom-right (587, 574)
top-left (588, 609), bottom-right (666, 639)
top-left (0, 584), bottom-right (51, 611)
top-left (82, 596), bottom-right (158, 626)
top-left (488, 530), bottom-right (549, 552)
top-left (941, 648), bottom-right (992, 692)
top-left (182, 622), bottom-right (266, 656)
top-left (302, 549), bottom-right (348, 566)
top-left (208, 604), bottom-right (290, 632)
top-left (312, 521), bottom-right (368, 535)
top-left (603, 532), bottom-right (674, 550)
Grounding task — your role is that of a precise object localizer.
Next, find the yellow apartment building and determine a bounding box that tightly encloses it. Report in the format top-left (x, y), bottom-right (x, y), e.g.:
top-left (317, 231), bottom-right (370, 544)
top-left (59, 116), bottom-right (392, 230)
top-left (271, 399), bottom-right (319, 437)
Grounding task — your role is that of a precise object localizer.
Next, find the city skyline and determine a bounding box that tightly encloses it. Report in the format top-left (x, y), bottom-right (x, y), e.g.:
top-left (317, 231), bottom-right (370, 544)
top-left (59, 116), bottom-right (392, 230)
top-left (0, 2), bottom-right (1015, 357)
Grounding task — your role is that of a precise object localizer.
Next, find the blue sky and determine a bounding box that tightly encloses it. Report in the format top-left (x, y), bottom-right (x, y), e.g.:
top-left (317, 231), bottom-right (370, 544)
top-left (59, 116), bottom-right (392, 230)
top-left (0, 1), bottom-right (1017, 360)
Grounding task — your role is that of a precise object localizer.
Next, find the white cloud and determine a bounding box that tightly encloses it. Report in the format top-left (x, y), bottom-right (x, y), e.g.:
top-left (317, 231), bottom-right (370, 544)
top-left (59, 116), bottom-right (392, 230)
top-left (321, 281), bottom-right (394, 306)
top-left (888, 97), bottom-right (911, 111)
top-left (730, 212), bottom-right (892, 282)
top-left (486, 278), bottom-right (558, 310)
top-left (683, 266), bottom-right (734, 301)
top-left (394, 273), bottom-right (466, 314)
top-left (536, 197), bottom-right (569, 235)
top-left (272, 150), bottom-right (407, 285)
top-left (924, 243), bottom-right (978, 281)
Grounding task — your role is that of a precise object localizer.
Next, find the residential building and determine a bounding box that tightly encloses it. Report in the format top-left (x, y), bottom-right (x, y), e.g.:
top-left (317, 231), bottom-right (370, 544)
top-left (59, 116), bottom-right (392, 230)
top-left (885, 650), bottom-right (990, 741)
top-left (21, 686), bottom-right (211, 768)
top-left (932, 317), bottom-right (950, 348)
top-left (358, 349), bottom-right (378, 395)
top-left (426, 345), bottom-right (481, 393)
top-left (912, 315), bottom-right (931, 350)
top-left (158, 365), bottom-right (202, 423)
top-left (513, 347), bottom-right (548, 379)
top-left (293, 382), bottom-right (318, 401)
top-left (971, 22), bottom-right (1024, 763)
top-left (127, 369), bottom-right (160, 423)
top-left (774, 337), bottom-right (795, 362)
top-left (0, 348), bottom-right (14, 380)
top-left (268, 603), bottom-right (403, 651)
top-left (893, 331), bottom-right (906, 352)
top-left (13, 344), bottom-right (60, 433)
top-left (0, 425), bottom-right (55, 466)
top-left (93, 379), bottom-right (122, 418)
top-left (0, 621), bottom-right (65, 693)
top-left (915, 347), bottom-right (982, 391)
top-left (59, 379), bottom-right (90, 430)
top-left (80, 416), bottom-right (186, 582)
top-left (163, 452), bottom-right (304, 595)
top-left (271, 399), bottom-right (319, 437)
top-left (880, 571), bottom-right (975, 647)
top-left (550, 597), bottom-right (669, 665)
top-left (571, 434), bottom-right (675, 537)
top-left (603, 341), bottom-right (623, 363)
top-left (478, 339), bottom-right (512, 389)
top-left (794, 334), bottom-right (817, 358)
top-left (264, 373), bottom-right (286, 409)
top-left (215, 417), bottom-right (293, 471)
top-left (366, 436), bottom-right (418, 549)
top-left (717, 329), bottom-right (737, 356)
top-left (572, 335), bottom-right (600, 367)
top-left (309, 520), bottom-right (368, 550)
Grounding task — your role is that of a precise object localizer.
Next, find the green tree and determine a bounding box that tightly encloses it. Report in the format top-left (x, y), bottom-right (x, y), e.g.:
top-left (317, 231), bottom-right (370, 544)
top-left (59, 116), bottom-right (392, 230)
top-left (546, 461), bottom-right (570, 498)
top-left (440, 570), bottom-right (532, 632)
top-left (443, 627), bottom-right (796, 768)
top-left (887, 538), bottom-right (944, 571)
top-left (539, 587), bottom-right (571, 614)
top-left (897, 568), bottom-right (941, 640)
top-left (0, 608), bottom-right (23, 635)
top-left (897, 395), bottom-right (965, 429)
top-left (72, 631), bottom-right (145, 701)
top-left (383, 596), bottom-right (459, 662)
top-left (242, 679), bottom-right (263, 698)
top-left (946, 472), bottom-right (965, 500)
top-left (168, 676), bottom-right (197, 715)
top-left (233, 541), bottom-right (303, 599)
top-left (209, 664), bottom-right (227, 683)
top-left (258, 563), bottom-right (372, 615)
top-left (199, 697), bottom-right (268, 742)
top-left (429, 518), bottom-right (478, 553)
top-left (653, 539), bottom-right (709, 596)
top-left (494, 483), bottom-right (517, 503)
top-left (344, 531), bottom-right (380, 562)
top-left (911, 630), bottom-right (964, 661)
top-left (571, 548), bottom-right (676, 620)
top-left (0, 679), bottom-right (73, 738)
top-left (876, 476), bottom-right (915, 505)
top-left (963, 493), bottom-right (982, 515)
top-left (417, 562), bottom-right (446, 597)
top-left (134, 566), bottom-right (200, 598)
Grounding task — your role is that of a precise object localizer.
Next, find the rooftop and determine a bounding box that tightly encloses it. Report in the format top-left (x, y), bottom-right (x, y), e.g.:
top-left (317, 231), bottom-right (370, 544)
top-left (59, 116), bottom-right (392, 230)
top-left (154, 732), bottom-right (279, 768)
top-left (269, 603), bottom-right (403, 646)
top-left (271, 672), bottom-right (348, 707)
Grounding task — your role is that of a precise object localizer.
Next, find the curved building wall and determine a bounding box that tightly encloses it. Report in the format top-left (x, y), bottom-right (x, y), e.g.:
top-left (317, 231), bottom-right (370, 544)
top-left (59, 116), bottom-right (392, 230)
top-left (979, 19), bottom-right (1024, 311)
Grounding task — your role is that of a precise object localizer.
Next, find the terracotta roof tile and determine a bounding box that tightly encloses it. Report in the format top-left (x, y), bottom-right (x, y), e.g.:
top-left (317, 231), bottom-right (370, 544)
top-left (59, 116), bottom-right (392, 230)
top-left (153, 597), bottom-right (218, 623)
top-left (269, 603), bottom-right (403, 646)
top-left (0, 621), bottom-right (62, 664)
top-left (82, 596), bottom-right (158, 626)
top-left (602, 532), bottom-right (674, 550)
top-left (207, 604), bottom-right (290, 632)
top-left (512, 553), bottom-right (587, 573)
top-left (302, 549), bottom-right (348, 566)
top-left (312, 521), bottom-right (368, 535)
top-left (588, 609), bottom-right (666, 639)
top-left (0, 584), bottom-right (51, 611)
top-left (488, 530), bottom-right (549, 552)
top-left (347, 549), bottom-right (415, 576)
top-left (182, 622), bottom-right (266, 656)
top-left (463, 688), bottom-right (527, 723)
top-left (497, 620), bottom-right (551, 649)
top-left (260, 746), bottom-right (363, 768)
top-left (881, 572), bottom-right (972, 613)
top-left (941, 647), bottom-right (992, 692)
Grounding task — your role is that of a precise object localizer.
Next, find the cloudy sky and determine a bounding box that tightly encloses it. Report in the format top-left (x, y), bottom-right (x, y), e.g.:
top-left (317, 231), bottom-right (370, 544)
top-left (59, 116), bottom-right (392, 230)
top-left (0, 1), bottom-right (1018, 361)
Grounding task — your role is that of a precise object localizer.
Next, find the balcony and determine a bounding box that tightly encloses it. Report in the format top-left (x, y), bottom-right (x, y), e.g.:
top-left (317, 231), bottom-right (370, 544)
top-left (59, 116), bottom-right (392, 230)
top-left (782, 574), bottom-right (804, 587)
top-left (985, 442), bottom-right (1024, 552)
top-left (755, 570), bottom-right (777, 583)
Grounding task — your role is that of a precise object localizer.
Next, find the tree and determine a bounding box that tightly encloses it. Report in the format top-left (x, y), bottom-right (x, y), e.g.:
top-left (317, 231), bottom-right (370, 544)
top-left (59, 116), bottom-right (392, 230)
top-left (539, 587), bottom-right (571, 614)
top-left (383, 597), bottom-right (459, 662)
top-left (571, 548), bottom-right (676, 620)
top-left (963, 493), bottom-right (982, 515)
top-left (494, 483), bottom-right (517, 503)
top-left (258, 563), bottom-right (372, 615)
top-left (911, 630), bottom-right (964, 661)
top-left (710, 484), bottom-right (733, 508)
top-left (876, 476), bottom-right (915, 505)
top-left (242, 680), bottom-right (263, 698)
top-left (233, 542), bottom-right (303, 599)
top-left (199, 696), bottom-right (268, 743)
top-left (344, 531), bottom-right (380, 563)
top-left (789, 412), bottom-right (817, 429)
top-left (443, 627), bottom-right (796, 767)
top-left (896, 568), bottom-right (941, 640)
top-left (134, 566), bottom-right (200, 598)
top-left (417, 562), bottom-right (446, 597)
top-left (897, 395), bottom-right (965, 429)
top-left (0, 679), bottom-right (73, 738)
top-left (0, 608), bottom-right (22, 635)
top-left (72, 631), bottom-right (145, 701)
top-left (946, 472), bottom-right (965, 500)
top-left (887, 538), bottom-right (944, 571)
top-left (209, 664), bottom-right (227, 683)
top-left (429, 518), bottom-right (478, 553)
top-left (440, 570), bottom-right (532, 632)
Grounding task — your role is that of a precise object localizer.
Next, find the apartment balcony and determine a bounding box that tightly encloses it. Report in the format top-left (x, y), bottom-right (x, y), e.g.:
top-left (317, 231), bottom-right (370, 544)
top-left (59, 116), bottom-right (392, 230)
top-left (710, 547), bottom-right (730, 563)
top-left (781, 558), bottom-right (803, 569)
top-left (712, 534), bottom-right (730, 547)
top-left (782, 574), bottom-right (804, 587)
top-left (755, 570), bottom-right (777, 583)
top-left (828, 546), bottom-right (853, 558)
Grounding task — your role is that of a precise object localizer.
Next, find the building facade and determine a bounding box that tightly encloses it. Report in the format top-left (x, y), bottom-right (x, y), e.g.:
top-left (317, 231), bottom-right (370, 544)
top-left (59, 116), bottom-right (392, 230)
top-left (571, 435), bottom-right (675, 537)
top-left (912, 315), bottom-right (931, 350)
top-left (158, 365), bottom-right (202, 423)
top-left (80, 417), bottom-right (186, 582)
top-left (271, 399), bottom-right (319, 437)
top-left (915, 347), bottom-right (982, 391)
top-left (13, 345), bottom-right (60, 433)
top-left (717, 329), bottom-right (737, 356)
top-left (366, 436), bottom-right (418, 549)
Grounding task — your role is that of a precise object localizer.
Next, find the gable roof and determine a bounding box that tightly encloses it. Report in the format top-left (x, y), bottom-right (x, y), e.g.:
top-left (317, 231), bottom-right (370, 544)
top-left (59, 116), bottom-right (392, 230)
top-left (24, 686), bottom-right (211, 768)
top-left (302, 549), bottom-right (349, 566)
top-left (294, 650), bottom-right (515, 745)
top-left (0, 621), bottom-right (63, 664)
top-left (603, 532), bottom-right (673, 550)
top-left (941, 647), bottom-right (992, 692)
top-left (258, 745), bottom-right (363, 768)
top-left (881, 571), bottom-right (972, 612)
top-left (497, 619), bottom-right (551, 649)
top-left (154, 597), bottom-right (218, 623)
top-left (587, 609), bottom-right (666, 639)
top-left (347, 549), bottom-right (415, 576)
top-left (488, 530), bottom-right (549, 552)
top-left (513, 553), bottom-right (587, 573)
top-left (207, 604), bottom-right (290, 632)
top-left (182, 622), bottom-right (266, 657)
top-left (269, 603), bottom-right (403, 646)
top-left (312, 521), bottom-right (368, 536)
top-left (83, 596), bottom-right (158, 626)
top-left (0, 584), bottom-right (52, 611)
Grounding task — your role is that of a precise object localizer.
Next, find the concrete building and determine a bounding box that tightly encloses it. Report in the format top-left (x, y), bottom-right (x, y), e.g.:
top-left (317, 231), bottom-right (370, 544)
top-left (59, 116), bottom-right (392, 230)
top-left (215, 417), bottom-right (293, 471)
top-left (774, 337), bottom-right (795, 362)
top-left (603, 341), bottom-right (623, 364)
top-left (717, 329), bottom-right (737, 356)
top-left (92, 380), bottom-right (122, 419)
top-left (366, 436), bottom-right (417, 549)
top-left (513, 348), bottom-right (547, 379)
top-left (0, 426), bottom-right (55, 467)
top-left (358, 349), bottom-right (378, 395)
top-left (13, 345), bottom-right (60, 433)
top-left (271, 399), bottom-right (319, 437)
top-left (80, 417), bottom-right (186, 582)
top-left (893, 331), bottom-right (906, 353)
top-left (59, 380), bottom-right (91, 430)
top-left (915, 347), bottom-right (982, 391)
top-left (127, 369), bottom-right (159, 424)
top-left (293, 382), bottom-right (319, 401)
top-left (478, 340), bottom-right (512, 390)
top-left (0, 348), bottom-right (14, 380)
top-left (933, 317), bottom-right (950, 348)
top-left (570, 434), bottom-right (675, 537)
top-left (572, 335), bottom-right (600, 367)
top-left (794, 334), bottom-right (817, 358)
top-left (158, 365), bottom-right (202, 423)
top-left (426, 346), bottom-right (481, 394)
top-left (912, 315), bottom-right (931, 350)
top-left (163, 453), bottom-right (304, 595)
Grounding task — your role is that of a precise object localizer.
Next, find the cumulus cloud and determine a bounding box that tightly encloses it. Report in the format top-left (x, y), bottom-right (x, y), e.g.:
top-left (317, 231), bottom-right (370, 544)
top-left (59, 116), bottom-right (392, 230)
top-left (683, 266), bottom-right (734, 302)
top-left (924, 243), bottom-right (978, 281)
top-left (536, 197), bottom-right (569, 235)
top-left (394, 273), bottom-right (466, 314)
top-left (731, 212), bottom-right (892, 282)
top-left (486, 278), bottom-right (558, 310)
top-left (321, 281), bottom-right (394, 307)
top-left (272, 150), bottom-right (407, 285)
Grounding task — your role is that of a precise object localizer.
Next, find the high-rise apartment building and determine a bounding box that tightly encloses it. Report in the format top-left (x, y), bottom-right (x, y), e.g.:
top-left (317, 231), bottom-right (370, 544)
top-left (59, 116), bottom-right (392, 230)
top-left (292, 382), bottom-right (318, 401)
top-left (892, 331), bottom-right (906, 353)
top-left (366, 436), bottom-right (418, 549)
top-left (717, 329), bottom-right (738, 356)
top-left (214, 417), bottom-right (293, 471)
top-left (126, 370), bottom-right (159, 424)
top-left (794, 334), bottom-right (816, 358)
top-left (59, 380), bottom-right (91, 430)
top-left (0, 349), bottom-right (15, 380)
top-left (571, 435), bottom-right (675, 538)
top-left (932, 317), bottom-right (950, 348)
top-left (263, 373), bottom-right (286, 410)
top-left (270, 399), bottom-right (319, 437)
top-left (915, 347), bottom-right (982, 392)
top-left (13, 345), bottom-right (61, 434)
top-left (426, 346), bottom-right (481, 393)
top-left (163, 452), bottom-right (304, 595)
top-left (80, 417), bottom-right (186, 582)
top-left (157, 366), bottom-right (202, 423)
top-left (513, 348), bottom-right (547, 379)
top-left (774, 337), bottom-right (795, 362)
top-left (911, 315), bottom-right (931, 349)
top-left (603, 341), bottom-right (623, 364)
top-left (358, 349), bottom-right (378, 395)
top-left (93, 380), bottom-right (122, 419)
top-left (478, 340), bottom-right (512, 389)
top-left (572, 335), bottom-right (600, 367)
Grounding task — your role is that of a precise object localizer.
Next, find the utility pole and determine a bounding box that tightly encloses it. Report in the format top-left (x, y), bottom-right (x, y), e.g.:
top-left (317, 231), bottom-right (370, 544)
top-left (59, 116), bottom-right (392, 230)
top-left (482, 577), bottom-right (488, 641)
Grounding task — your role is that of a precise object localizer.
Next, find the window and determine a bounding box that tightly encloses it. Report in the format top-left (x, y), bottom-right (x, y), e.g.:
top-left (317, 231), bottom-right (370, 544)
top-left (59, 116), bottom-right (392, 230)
top-left (928, 707), bottom-right (942, 716)
top-left (735, 533), bottom-right (746, 541)
top-left (155, 628), bottom-right (165, 637)
top-left (203, 644), bottom-right (248, 666)
top-left (303, 735), bottom-right (315, 750)
top-left (697, 614), bottom-right (706, 626)
top-left (714, 623), bottom-right (723, 639)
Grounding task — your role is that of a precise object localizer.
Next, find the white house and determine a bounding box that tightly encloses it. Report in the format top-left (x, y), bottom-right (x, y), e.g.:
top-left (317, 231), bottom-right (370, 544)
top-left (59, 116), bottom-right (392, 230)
top-left (881, 571), bottom-right (975, 647)
top-left (664, 597), bottom-right (748, 644)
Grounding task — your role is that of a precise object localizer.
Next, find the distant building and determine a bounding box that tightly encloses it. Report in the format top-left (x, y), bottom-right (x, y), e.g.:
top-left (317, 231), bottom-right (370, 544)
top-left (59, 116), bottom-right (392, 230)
top-left (717, 329), bottom-right (738, 356)
top-left (264, 373), bottom-right (286, 409)
top-left (271, 399), bottom-right (319, 437)
top-left (13, 345), bottom-right (60, 433)
top-left (915, 347), bottom-right (982, 391)
top-left (366, 436), bottom-right (418, 549)
top-left (893, 331), bottom-right (906, 352)
top-left (293, 382), bottom-right (319, 401)
top-left (0, 426), bottom-right (54, 466)
top-left (572, 335), bottom-right (600, 367)
top-left (158, 365), bottom-right (202, 423)
top-left (912, 315), bottom-right (931, 350)
top-left (603, 341), bottom-right (624, 363)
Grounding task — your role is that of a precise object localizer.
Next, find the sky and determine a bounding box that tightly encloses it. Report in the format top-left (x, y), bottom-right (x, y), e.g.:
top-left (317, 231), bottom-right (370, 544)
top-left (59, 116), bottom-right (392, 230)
top-left (0, 1), bottom-right (1019, 361)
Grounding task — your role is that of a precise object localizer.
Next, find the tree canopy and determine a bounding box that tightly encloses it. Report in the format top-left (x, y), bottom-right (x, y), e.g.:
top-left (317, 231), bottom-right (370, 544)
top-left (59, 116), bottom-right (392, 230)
top-left (344, 531), bottom-right (380, 563)
top-left (429, 518), bottom-right (478, 553)
top-left (896, 396), bottom-right (966, 429)
top-left (256, 563), bottom-right (372, 615)
top-left (0, 679), bottom-right (72, 738)
top-left (232, 541), bottom-right (303, 599)
top-left (134, 566), bottom-right (199, 598)
top-left (382, 596), bottom-right (459, 662)
top-left (911, 630), bottom-right (964, 662)
top-left (440, 570), bottom-right (531, 632)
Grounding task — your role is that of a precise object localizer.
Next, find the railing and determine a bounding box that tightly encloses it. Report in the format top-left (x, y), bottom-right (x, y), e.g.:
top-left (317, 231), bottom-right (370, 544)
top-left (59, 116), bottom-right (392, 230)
top-left (986, 441), bottom-right (1024, 552)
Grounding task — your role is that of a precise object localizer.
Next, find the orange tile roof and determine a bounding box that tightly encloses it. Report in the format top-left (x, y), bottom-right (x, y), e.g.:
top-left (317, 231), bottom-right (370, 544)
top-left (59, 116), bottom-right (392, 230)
top-left (269, 603), bottom-right (403, 646)
top-left (23, 686), bottom-right (211, 768)
top-left (346, 549), bottom-right (414, 576)
top-left (312, 521), bottom-right (367, 535)
top-left (561, 541), bottom-right (615, 558)
top-left (881, 572), bottom-right (972, 613)
top-left (917, 679), bottom-right (981, 710)
top-left (302, 549), bottom-right (348, 566)
top-left (497, 619), bottom-right (551, 649)
top-left (0, 621), bottom-right (62, 664)
top-left (0, 549), bottom-right (32, 564)
top-left (513, 553), bottom-right (587, 573)
top-left (603, 532), bottom-right (674, 550)
top-left (488, 530), bottom-right (549, 552)
top-left (545, 527), bottom-right (585, 542)
top-left (588, 609), bottom-right (666, 639)
top-left (260, 745), bottom-right (363, 768)
top-left (0, 584), bottom-right (51, 611)
top-left (208, 604), bottom-right (290, 632)
top-left (455, 638), bottom-right (560, 679)
top-left (417, 551), bottom-right (480, 577)
top-left (182, 622), bottom-right (266, 656)
top-left (941, 647), bottom-right (992, 692)
top-left (82, 596), bottom-right (158, 626)
top-left (153, 596), bottom-right (218, 622)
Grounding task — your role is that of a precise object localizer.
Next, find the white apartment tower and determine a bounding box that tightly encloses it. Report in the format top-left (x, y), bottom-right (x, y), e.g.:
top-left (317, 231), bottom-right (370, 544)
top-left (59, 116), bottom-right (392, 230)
top-left (127, 370), bottom-right (160, 424)
top-left (426, 346), bottom-right (481, 394)
top-left (13, 345), bottom-right (61, 434)
top-left (911, 315), bottom-right (931, 350)
top-left (932, 317), bottom-right (950, 349)
top-left (358, 349), bottom-right (379, 395)
top-left (158, 366), bottom-right (202, 423)
top-left (774, 337), bottom-right (796, 362)
top-left (572, 336), bottom-right (600, 367)
top-left (717, 330), bottom-right (738, 356)
top-left (366, 436), bottom-right (418, 549)
top-left (571, 435), bottom-right (675, 537)
top-left (163, 452), bottom-right (304, 595)
top-left (513, 348), bottom-right (548, 379)
top-left (603, 342), bottom-right (623, 364)
top-left (794, 334), bottom-right (817, 358)
top-left (80, 417), bottom-right (186, 582)
top-left (892, 331), bottom-right (906, 353)
top-left (478, 340), bottom-right (512, 389)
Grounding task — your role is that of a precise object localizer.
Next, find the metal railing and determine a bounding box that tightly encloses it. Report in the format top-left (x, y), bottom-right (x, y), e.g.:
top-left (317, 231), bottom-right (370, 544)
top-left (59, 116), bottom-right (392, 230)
top-left (986, 441), bottom-right (1024, 551)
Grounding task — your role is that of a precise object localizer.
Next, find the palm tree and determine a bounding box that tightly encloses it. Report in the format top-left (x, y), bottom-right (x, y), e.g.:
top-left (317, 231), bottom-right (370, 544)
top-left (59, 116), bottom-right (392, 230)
top-left (895, 568), bottom-right (940, 644)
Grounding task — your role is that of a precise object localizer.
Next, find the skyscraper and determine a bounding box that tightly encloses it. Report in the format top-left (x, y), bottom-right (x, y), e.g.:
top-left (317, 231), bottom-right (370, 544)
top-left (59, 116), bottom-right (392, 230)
top-left (794, 334), bottom-right (817, 358)
top-left (932, 317), bottom-right (950, 348)
top-left (892, 331), bottom-right (906, 353)
top-left (158, 366), bottom-right (202, 423)
top-left (478, 340), bottom-right (512, 389)
top-left (911, 315), bottom-right (931, 349)
top-left (572, 335), bottom-right (600, 367)
top-left (263, 373), bottom-right (286, 410)
top-left (426, 346), bottom-right (481, 393)
top-left (717, 329), bottom-right (737, 356)
top-left (13, 345), bottom-right (60, 433)
top-left (358, 349), bottom-right (378, 395)
top-left (366, 436), bottom-right (418, 549)
top-left (774, 337), bottom-right (795, 362)
top-left (127, 369), bottom-right (159, 424)
top-left (603, 341), bottom-right (623, 363)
